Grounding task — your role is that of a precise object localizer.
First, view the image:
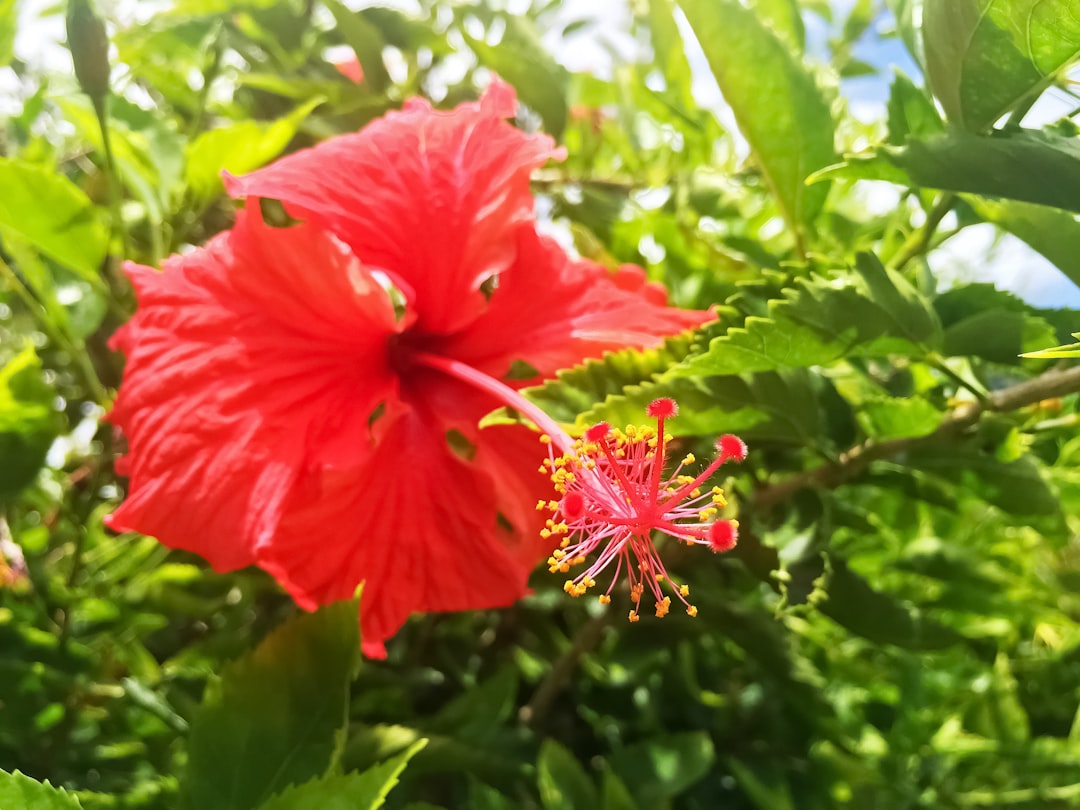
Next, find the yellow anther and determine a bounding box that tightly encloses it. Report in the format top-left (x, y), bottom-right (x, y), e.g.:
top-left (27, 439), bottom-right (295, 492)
top-left (655, 574), bottom-right (664, 583)
top-left (540, 529), bottom-right (551, 539)
top-left (686, 605), bottom-right (698, 618)
top-left (691, 487), bottom-right (701, 497)
top-left (598, 594), bottom-right (611, 605)
top-left (677, 475), bottom-right (695, 485)
top-left (536, 499), bottom-right (547, 510)
top-left (682, 453), bottom-right (696, 464)
top-left (563, 580), bottom-right (575, 593)
top-left (680, 584), bottom-right (690, 597)
top-left (698, 508), bottom-right (717, 521)
top-left (560, 538), bottom-right (570, 548)
top-left (559, 563), bottom-right (570, 573)
top-left (540, 434), bottom-right (551, 444)
top-left (553, 549), bottom-right (566, 560)
top-left (628, 610), bottom-right (640, 623)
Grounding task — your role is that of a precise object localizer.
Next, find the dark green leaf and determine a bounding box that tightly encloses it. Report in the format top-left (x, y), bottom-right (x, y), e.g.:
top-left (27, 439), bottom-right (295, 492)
top-left (678, 0), bottom-right (835, 232)
top-left (182, 601), bottom-right (362, 810)
top-left (906, 447), bottom-right (1060, 516)
top-left (924, 0), bottom-right (1080, 131)
top-left (426, 667), bottom-right (518, 743)
top-left (886, 69), bottom-right (944, 145)
top-left (813, 129), bottom-right (1080, 214)
top-left (608, 732), bottom-right (714, 806)
top-left (0, 158), bottom-right (107, 283)
top-left (0, 770), bottom-right (82, 809)
top-left (256, 741), bottom-right (426, 810)
top-left (600, 768), bottom-right (638, 810)
top-left (537, 740), bottom-right (598, 810)
top-left (0, 346), bottom-right (61, 500)
top-left (726, 759), bottom-right (794, 810)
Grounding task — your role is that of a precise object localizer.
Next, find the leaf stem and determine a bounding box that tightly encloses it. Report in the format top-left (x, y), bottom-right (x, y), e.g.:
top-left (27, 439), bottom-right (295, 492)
top-left (0, 255), bottom-right (109, 405)
top-left (889, 192), bottom-right (954, 271)
top-left (93, 94), bottom-right (131, 264)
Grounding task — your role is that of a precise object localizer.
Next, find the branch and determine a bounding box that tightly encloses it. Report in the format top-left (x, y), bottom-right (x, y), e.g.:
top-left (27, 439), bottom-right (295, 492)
top-left (753, 364), bottom-right (1080, 510)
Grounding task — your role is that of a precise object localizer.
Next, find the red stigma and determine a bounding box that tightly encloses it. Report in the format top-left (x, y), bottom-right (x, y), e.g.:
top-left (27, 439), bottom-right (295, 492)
top-left (561, 491), bottom-right (585, 519)
top-left (646, 397), bottom-right (679, 419)
top-left (709, 520), bottom-right (738, 552)
top-left (717, 434), bottom-right (747, 463)
top-left (585, 422), bottom-right (612, 442)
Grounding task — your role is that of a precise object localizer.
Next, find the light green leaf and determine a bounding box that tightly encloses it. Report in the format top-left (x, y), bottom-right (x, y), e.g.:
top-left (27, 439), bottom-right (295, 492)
top-left (0, 0), bottom-right (18, 68)
top-left (0, 346), bottom-right (61, 500)
top-left (924, 0), bottom-right (1080, 132)
top-left (537, 741), bottom-right (598, 810)
top-left (186, 96), bottom-right (323, 202)
top-left (968, 197), bottom-right (1080, 291)
top-left (1021, 332), bottom-right (1080, 359)
top-left (0, 158), bottom-right (107, 283)
top-left (608, 732), bottom-right (714, 807)
top-left (465, 16), bottom-right (569, 139)
top-left (678, 0), bottom-right (835, 232)
top-left (674, 255), bottom-right (941, 378)
top-left (886, 69), bottom-right (944, 145)
top-left (0, 770), bottom-right (83, 809)
top-left (256, 741), bottom-right (426, 810)
top-left (812, 129), bottom-right (1080, 214)
top-left (323, 0), bottom-right (391, 93)
top-left (600, 768), bottom-right (638, 810)
top-left (182, 601), bottom-right (362, 810)
top-left (858, 396), bottom-right (943, 441)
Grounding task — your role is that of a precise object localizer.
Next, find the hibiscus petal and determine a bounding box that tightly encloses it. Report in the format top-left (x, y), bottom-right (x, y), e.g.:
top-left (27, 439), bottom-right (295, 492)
top-left (440, 227), bottom-right (715, 381)
top-left (225, 79), bottom-right (564, 335)
top-left (255, 406), bottom-right (538, 658)
top-left (107, 210), bottom-right (399, 570)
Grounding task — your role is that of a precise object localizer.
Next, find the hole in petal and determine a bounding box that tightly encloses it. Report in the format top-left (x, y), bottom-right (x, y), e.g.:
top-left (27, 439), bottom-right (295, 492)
top-left (504, 359), bottom-right (540, 381)
top-left (258, 198), bottom-right (302, 228)
top-left (446, 429), bottom-right (476, 462)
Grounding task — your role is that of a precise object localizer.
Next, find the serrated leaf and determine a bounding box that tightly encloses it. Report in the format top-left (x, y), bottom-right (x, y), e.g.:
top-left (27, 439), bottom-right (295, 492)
top-left (186, 96), bottom-right (323, 202)
top-left (924, 0), bottom-right (1080, 132)
top-left (678, 0), bottom-right (835, 233)
top-left (465, 15), bottom-right (569, 138)
top-left (586, 369), bottom-right (823, 444)
top-left (537, 741), bottom-right (598, 810)
top-left (182, 601), bottom-right (362, 810)
top-left (0, 158), bottom-right (107, 283)
top-left (608, 732), bottom-right (714, 807)
top-left (675, 255), bottom-right (940, 378)
top-left (812, 129), bottom-right (1080, 214)
top-left (256, 740), bottom-right (426, 810)
top-left (0, 345), bottom-right (62, 500)
top-left (513, 320), bottom-right (726, 426)
top-left (0, 770), bottom-right (83, 809)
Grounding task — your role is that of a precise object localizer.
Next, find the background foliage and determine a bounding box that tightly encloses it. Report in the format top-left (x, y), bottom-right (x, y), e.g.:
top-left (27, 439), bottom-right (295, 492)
top-left (3, 0), bottom-right (1080, 807)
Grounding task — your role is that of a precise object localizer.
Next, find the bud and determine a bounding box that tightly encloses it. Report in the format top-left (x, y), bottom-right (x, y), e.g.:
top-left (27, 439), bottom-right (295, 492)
top-left (66, 0), bottom-right (111, 101)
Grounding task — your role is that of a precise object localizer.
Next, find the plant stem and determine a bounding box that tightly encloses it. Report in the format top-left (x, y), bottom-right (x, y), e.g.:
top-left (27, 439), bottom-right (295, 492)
top-left (92, 95), bottom-right (131, 264)
top-left (889, 192), bottom-right (954, 271)
top-left (754, 363), bottom-right (1080, 509)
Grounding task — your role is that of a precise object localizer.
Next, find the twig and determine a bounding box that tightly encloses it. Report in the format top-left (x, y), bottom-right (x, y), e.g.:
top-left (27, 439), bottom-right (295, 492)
top-left (753, 364), bottom-right (1080, 510)
top-left (519, 612), bottom-right (613, 727)
top-left (889, 192), bottom-right (955, 271)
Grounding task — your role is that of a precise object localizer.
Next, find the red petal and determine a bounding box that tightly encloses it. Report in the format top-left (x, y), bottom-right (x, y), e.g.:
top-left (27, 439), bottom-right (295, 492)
top-left (225, 79), bottom-right (564, 335)
top-left (107, 210), bottom-right (399, 570)
top-left (439, 227), bottom-right (715, 381)
top-left (255, 407), bottom-right (548, 655)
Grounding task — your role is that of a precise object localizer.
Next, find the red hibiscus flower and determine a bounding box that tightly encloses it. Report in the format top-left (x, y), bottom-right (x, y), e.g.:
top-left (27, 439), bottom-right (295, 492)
top-left (106, 79), bottom-right (713, 657)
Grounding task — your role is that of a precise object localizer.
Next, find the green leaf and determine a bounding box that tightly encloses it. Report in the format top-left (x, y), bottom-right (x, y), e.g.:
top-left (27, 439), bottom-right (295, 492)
top-left (0, 771), bottom-right (83, 809)
top-left (0, 158), bottom-right (107, 283)
top-left (600, 768), bottom-right (638, 810)
top-left (464, 16), bottom-right (569, 139)
top-left (512, 321), bottom-right (726, 427)
top-left (256, 740), bottom-right (426, 810)
top-left (186, 96), bottom-right (323, 202)
top-left (1021, 332), bottom-right (1080, 358)
top-left (967, 197), bottom-right (1080, 291)
top-left (821, 556), bottom-right (966, 649)
top-left (323, 0), bottom-right (391, 93)
top-left (886, 69), bottom-right (944, 146)
top-left (0, 0), bottom-right (18, 68)
top-left (813, 129), bottom-right (1080, 214)
top-left (674, 255), bottom-right (941, 378)
top-left (426, 668), bottom-right (518, 743)
top-left (941, 299), bottom-right (1057, 364)
top-left (608, 732), bottom-right (714, 807)
top-left (182, 601), bottom-right (362, 810)
top-left (726, 759), bottom-right (794, 810)
top-left (923, 0), bottom-right (1080, 131)
top-left (0, 346), bottom-right (61, 500)
top-left (678, 0), bottom-right (835, 232)
top-left (907, 446), bottom-right (1060, 516)
top-left (858, 396), bottom-right (943, 441)
top-left (537, 741), bottom-right (598, 810)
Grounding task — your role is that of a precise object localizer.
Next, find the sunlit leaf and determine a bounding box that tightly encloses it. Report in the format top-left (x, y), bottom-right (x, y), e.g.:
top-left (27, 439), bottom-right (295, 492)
top-left (0, 345), bottom-right (61, 500)
top-left (0, 770), bottom-right (82, 810)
